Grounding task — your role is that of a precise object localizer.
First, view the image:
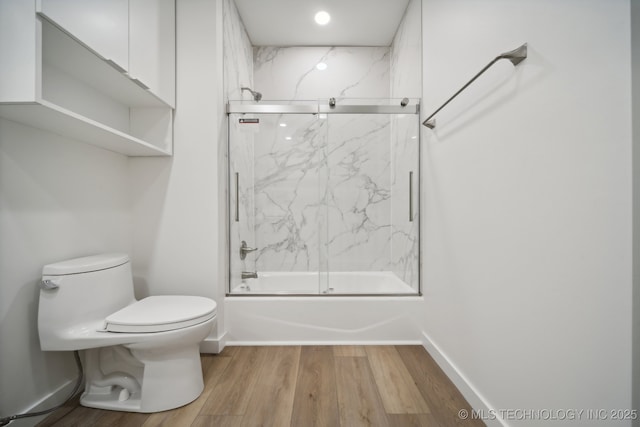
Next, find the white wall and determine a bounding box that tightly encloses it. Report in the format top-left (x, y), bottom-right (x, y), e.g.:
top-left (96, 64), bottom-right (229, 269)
top-left (421, 0), bottom-right (632, 424)
top-left (631, 0), bottom-right (640, 424)
top-left (129, 0), bottom-right (226, 348)
top-left (0, 118), bottom-right (131, 422)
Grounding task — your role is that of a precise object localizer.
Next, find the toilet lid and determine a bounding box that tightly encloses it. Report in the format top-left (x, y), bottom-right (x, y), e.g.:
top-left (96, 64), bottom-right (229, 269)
top-left (104, 296), bottom-right (217, 333)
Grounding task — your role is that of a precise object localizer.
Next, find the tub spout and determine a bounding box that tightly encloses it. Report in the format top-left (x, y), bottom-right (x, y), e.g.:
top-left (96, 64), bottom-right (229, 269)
top-left (241, 271), bottom-right (258, 279)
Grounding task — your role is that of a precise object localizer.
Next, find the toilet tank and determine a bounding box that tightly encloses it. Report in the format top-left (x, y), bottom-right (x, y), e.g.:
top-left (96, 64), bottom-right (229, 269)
top-left (38, 253), bottom-right (136, 350)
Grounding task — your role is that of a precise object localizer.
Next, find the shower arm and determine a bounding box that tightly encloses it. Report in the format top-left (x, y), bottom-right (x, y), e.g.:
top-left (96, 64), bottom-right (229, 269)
top-left (422, 43), bottom-right (527, 129)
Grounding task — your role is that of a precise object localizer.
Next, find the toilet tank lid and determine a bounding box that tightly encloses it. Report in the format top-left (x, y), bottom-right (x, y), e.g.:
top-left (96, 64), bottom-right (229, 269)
top-left (43, 253), bottom-right (130, 276)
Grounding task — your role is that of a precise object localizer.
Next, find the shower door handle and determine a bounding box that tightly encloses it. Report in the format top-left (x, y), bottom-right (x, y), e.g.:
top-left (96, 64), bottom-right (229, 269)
top-left (235, 172), bottom-right (239, 222)
top-left (409, 171), bottom-right (414, 222)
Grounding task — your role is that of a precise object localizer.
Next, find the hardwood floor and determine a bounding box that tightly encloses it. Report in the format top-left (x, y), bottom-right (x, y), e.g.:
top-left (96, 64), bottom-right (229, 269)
top-left (38, 346), bottom-right (484, 427)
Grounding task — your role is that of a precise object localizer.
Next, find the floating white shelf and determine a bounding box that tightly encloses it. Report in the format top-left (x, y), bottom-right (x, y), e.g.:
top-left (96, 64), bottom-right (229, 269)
top-left (0, 101), bottom-right (171, 157)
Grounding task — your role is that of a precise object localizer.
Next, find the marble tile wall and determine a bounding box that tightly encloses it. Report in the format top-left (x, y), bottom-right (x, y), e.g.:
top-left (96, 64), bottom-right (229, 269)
top-left (224, 0), bottom-right (255, 287)
top-left (251, 114), bottom-right (328, 272)
top-left (251, 47), bottom-right (400, 280)
top-left (389, 0), bottom-right (422, 290)
top-left (390, 0), bottom-right (422, 99)
top-left (253, 46), bottom-right (390, 100)
top-left (223, 0), bottom-right (253, 102)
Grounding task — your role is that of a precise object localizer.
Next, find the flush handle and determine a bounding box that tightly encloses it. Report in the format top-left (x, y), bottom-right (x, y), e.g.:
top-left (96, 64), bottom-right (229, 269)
top-left (240, 241), bottom-right (258, 260)
top-left (41, 279), bottom-right (60, 290)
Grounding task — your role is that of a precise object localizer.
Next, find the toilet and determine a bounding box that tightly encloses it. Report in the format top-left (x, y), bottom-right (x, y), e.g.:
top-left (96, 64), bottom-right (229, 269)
top-left (37, 253), bottom-right (217, 413)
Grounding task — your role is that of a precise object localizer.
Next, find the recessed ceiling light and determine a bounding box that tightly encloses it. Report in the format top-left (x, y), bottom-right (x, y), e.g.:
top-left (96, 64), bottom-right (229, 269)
top-left (316, 62), bottom-right (327, 71)
top-left (285, 136), bottom-right (292, 140)
top-left (279, 123), bottom-right (287, 127)
top-left (314, 11), bottom-right (330, 25)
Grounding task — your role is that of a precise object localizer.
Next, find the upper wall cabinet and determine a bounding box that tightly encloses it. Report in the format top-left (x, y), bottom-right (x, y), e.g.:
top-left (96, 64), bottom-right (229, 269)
top-left (0, 0), bottom-right (175, 156)
top-left (37, 0), bottom-right (175, 107)
top-left (38, 0), bottom-right (130, 73)
top-left (129, 0), bottom-right (176, 107)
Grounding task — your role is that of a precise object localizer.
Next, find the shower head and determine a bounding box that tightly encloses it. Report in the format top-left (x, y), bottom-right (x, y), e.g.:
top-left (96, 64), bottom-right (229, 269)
top-left (241, 87), bottom-right (262, 102)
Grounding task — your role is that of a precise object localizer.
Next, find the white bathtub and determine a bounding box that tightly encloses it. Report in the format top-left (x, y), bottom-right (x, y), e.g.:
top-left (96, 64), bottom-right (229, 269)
top-left (230, 271), bottom-right (417, 295)
top-left (225, 271), bottom-right (423, 345)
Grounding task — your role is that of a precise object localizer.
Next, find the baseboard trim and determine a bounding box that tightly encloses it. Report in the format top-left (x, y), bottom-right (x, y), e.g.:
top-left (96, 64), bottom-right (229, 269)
top-left (226, 340), bottom-right (423, 346)
top-left (8, 378), bottom-right (78, 427)
top-left (200, 332), bottom-right (227, 354)
top-left (421, 331), bottom-right (506, 427)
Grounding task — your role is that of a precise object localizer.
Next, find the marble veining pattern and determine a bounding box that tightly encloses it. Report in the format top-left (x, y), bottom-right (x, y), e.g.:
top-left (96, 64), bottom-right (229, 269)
top-left (253, 46), bottom-right (390, 100)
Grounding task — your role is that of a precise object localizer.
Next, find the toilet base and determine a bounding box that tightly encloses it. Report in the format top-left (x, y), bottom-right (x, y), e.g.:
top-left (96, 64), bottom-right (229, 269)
top-left (79, 320), bottom-right (213, 413)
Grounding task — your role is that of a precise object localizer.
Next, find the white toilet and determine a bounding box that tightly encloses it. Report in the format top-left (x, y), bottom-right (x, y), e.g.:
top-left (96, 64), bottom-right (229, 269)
top-left (37, 253), bottom-right (217, 413)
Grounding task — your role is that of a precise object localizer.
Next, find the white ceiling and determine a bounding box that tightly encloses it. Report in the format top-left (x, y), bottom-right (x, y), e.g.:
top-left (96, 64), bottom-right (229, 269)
top-left (233, 0), bottom-right (411, 47)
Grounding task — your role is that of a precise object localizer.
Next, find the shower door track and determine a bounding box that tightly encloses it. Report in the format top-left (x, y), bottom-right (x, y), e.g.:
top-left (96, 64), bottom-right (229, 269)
top-left (226, 103), bottom-right (420, 115)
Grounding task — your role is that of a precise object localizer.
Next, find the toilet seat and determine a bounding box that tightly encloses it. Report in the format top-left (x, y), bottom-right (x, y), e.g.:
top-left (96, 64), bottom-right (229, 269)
top-left (104, 296), bottom-right (217, 333)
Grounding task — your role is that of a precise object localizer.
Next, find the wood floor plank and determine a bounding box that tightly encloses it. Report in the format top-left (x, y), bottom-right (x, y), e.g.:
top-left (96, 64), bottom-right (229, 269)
top-left (93, 410), bottom-right (149, 426)
top-left (240, 346), bottom-right (301, 427)
top-left (366, 346), bottom-right (430, 414)
top-left (291, 346), bottom-right (339, 427)
top-left (191, 415), bottom-right (244, 427)
top-left (36, 396), bottom-right (81, 427)
top-left (335, 356), bottom-right (390, 427)
top-left (334, 345), bottom-right (367, 357)
top-left (217, 346), bottom-right (239, 358)
top-left (387, 413), bottom-right (441, 427)
top-left (202, 354), bottom-right (233, 391)
top-left (142, 354), bottom-right (231, 427)
top-left (199, 347), bottom-right (267, 416)
top-left (396, 346), bottom-right (484, 427)
top-left (43, 405), bottom-right (111, 427)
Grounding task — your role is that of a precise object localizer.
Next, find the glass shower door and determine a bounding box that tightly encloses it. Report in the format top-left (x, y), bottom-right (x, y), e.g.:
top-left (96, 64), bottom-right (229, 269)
top-left (228, 99), bottom-right (420, 295)
top-left (324, 111), bottom-right (420, 294)
top-left (228, 112), bottom-right (328, 294)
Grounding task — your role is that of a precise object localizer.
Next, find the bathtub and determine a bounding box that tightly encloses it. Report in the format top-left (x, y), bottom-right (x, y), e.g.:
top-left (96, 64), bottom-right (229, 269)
top-left (224, 271), bottom-right (423, 346)
top-left (230, 271), bottom-right (417, 295)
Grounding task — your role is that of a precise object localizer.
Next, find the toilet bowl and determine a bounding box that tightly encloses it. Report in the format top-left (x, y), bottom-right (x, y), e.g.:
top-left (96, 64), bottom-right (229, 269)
top-left (37, 253), bottom-right (217, 413)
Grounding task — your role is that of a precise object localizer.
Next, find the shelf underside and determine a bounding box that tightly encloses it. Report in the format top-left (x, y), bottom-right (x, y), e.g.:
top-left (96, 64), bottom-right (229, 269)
top-left (0, 101), bottom-right (171, 157)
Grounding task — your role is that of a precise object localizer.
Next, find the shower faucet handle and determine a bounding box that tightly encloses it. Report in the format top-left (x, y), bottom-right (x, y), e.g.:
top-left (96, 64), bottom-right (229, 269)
top-left (239, 241), bottom-right (258, 260)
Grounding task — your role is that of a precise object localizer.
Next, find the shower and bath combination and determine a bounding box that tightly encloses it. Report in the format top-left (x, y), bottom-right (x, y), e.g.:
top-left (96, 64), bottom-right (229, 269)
top-left (227, 97), bottom-right (421, 296)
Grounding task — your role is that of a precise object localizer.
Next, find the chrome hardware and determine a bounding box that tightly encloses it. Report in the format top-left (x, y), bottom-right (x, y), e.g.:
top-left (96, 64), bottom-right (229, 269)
top-left (227, 103), bottom-right (419, 115)
top-left (329, 97), bottom-right (336, 108)
top-left (240, 240), bottom-right (258, 260)
top-left (41, 279), bottom-right (60, 290)
top-left (409, 171), bottom-right (414, 222)
top-left (423, 43), bottom-right (528, 129)
top-left (400, 97), bottom-right (409, 107)
top-left (235, 172), bottom-right (239, 222)
top-left (241, 271), bottom-right (258, 279)
top-left (241, 87), bottom-right (262, 102)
